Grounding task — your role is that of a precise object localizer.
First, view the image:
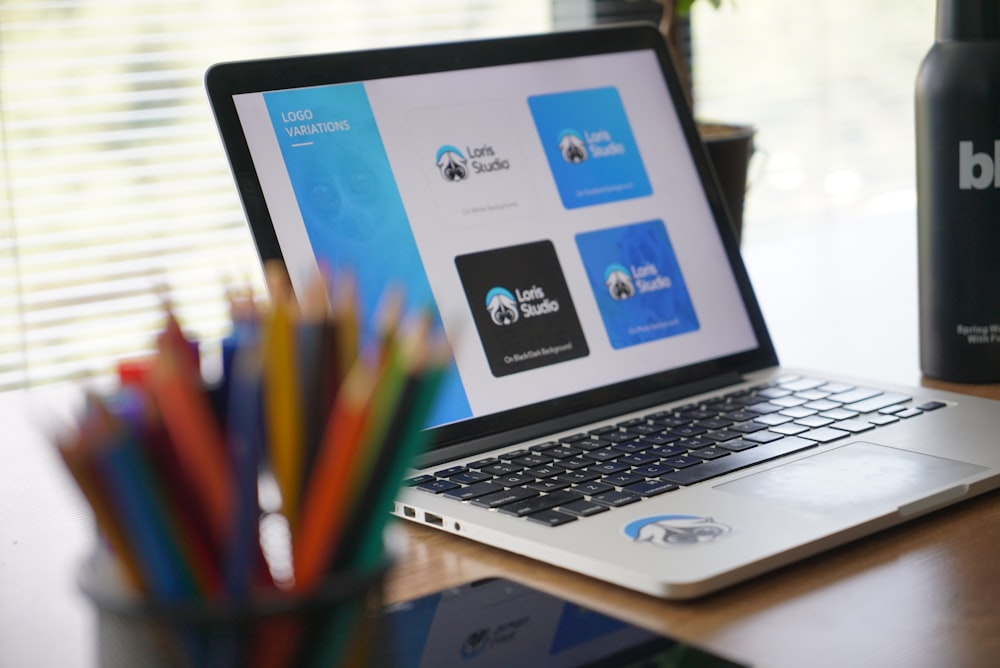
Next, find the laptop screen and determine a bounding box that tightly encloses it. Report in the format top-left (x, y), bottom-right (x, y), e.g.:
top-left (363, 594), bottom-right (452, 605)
top-left (208, 26), bottom-right (774, 451)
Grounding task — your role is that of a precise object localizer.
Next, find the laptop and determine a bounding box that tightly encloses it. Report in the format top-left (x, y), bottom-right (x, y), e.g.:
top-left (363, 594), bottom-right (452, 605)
top-left (206, 24), bottom-right (1000, 599)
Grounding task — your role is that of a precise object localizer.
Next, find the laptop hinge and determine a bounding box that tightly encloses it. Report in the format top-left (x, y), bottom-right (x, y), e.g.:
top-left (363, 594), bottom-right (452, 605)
top-left (415, 371), bottom-right (745, 469)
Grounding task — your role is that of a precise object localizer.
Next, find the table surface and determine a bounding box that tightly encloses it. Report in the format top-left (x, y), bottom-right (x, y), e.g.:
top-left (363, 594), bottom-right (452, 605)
top-left (4, 210), bottom-right (1000, 668)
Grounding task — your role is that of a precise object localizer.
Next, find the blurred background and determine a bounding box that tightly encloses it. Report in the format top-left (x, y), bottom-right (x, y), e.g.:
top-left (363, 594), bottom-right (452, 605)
top-left (0, 0), bottom-right (935, 392)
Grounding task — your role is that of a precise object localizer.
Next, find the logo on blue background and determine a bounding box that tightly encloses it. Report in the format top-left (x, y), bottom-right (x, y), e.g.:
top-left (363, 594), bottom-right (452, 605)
top-left (485, 287), bottom-right (519, 325)
top-left (604, 264), bottom-right (635, 301)
top-left (558, 129), bottom-right (588, 163)
top-left (576, 220), bottom-right (698, 350)
top-left (436, 145), bottom-right (468, 182)
top-left (529, 87), bottom-right (651, 209)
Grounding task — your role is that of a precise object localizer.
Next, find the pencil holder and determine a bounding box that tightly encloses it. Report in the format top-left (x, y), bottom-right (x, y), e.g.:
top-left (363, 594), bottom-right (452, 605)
top-left (78, 550), bottom-right (392, 668)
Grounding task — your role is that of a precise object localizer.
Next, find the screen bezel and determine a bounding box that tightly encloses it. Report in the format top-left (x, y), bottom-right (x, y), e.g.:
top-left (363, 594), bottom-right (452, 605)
top-left (205, 23), bottom-right (778, 454)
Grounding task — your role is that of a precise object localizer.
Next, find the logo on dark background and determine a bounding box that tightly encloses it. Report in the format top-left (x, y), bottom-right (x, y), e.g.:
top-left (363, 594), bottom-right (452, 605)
top-left (485, 287), bottom-right (519, 325)
top-left (455, 240), bottom-right (588, 377)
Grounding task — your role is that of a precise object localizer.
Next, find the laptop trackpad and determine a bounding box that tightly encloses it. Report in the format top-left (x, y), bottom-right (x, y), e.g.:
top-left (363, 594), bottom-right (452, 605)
top-left (716, 442), bottom-right (986, 516)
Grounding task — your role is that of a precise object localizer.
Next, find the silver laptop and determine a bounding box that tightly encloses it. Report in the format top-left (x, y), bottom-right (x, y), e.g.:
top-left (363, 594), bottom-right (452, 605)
top-left (206, 24), bottom-right (1000, 599)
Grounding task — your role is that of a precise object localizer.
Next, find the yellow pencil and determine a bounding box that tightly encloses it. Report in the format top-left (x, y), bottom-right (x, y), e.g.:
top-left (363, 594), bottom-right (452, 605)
top-left (262, 297), bottom-right (304, 534)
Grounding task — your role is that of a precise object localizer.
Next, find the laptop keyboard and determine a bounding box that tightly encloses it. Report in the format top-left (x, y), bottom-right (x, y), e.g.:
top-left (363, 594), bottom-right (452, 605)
top-left (405, 375), bottom-right (946, 527)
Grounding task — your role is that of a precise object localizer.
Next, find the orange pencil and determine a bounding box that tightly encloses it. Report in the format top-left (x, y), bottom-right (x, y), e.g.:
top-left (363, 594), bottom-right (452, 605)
top-left (292, 359), bottom-right (378, 591)
top-left (147, 343), bottom-right (234, 548)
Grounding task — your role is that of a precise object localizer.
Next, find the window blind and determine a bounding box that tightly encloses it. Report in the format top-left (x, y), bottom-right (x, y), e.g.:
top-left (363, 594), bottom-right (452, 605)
top-left (0, 0), bottom-right (553, 392)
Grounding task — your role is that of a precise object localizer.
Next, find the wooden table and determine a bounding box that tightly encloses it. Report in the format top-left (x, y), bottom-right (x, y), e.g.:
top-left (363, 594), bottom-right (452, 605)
top-left (3, 210), bottom-right (999, 667)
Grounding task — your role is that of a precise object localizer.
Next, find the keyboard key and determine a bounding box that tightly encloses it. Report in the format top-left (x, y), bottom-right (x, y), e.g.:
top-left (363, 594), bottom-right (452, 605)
top-left (743, 430), bottom-right (785, 444)
top-left (403, 474), bottom-right (435, 486)
top-left (443, 481), bottom-right (504, 500)
top-left (602, 472), bottom-right (645, 487)
top-left (830, 419), bottom-right (874, 433)
top-left (417, 479), bottom-right (461, 494)
top-left (498, 490), bottom-right (582, 516)
top-left (670, 424), bottom-right (708, 437)
top-left (480, 462), bottom-right (523, 476)
top-left (528, 442), bottom-right (559, 452)
top-left (794, 389), bottom-right (830, 401)
top-left (617, 452), bottom-right (659, 466)
top-left (511, 454), bottom-right (553, 467)
top-left (690, 447), bottom-right (730, 460)
top-left (747, 402), bottom-right (785, 415)
top-left (757, 386), bottom-right (792, 399)
top-left (819, 408), bottom-right (860, 420)
top-left (584, 448), bottom-right (622, 462)
top-left (640, 433), bottom-right (681, 446)
top-left (798, 427), bottom-right (850, 443)
top-left (827, 387), bottom-right (882, 404)
top-left (554, 470), bottom-right (602, 484)
top-left (469, 486), bottom-right (538, 509)
top-left (661, 455), bottom-right (702, 468)
top-left (466, 457), bottom-right (498, 469)
top-left (705, 429), bottom-right (743, 442)
top-left (591, 431), bottom-right (627, 444)
top-left (526, 509), bottom-right (577, 527)
top-left (754, 413), bottom-right (794, 426)
top-left (718, 439), bottom-right (758, 452)
top-left (795, 415), bottom-right (834, 428)
top-left (494, 473), bottom-right (534, 487)
top-left (816, 382), bottom-right (853, 394)
top-left (730, 421), bottom-right (768, 434)
top-left (592, 490), bottom-right (642, 508)
top-left (677, 436), bottom-right (716, 449)
top-left (896, 408), bottom-right (924, 418)
top-left (633, 462), bottom-right (675, 477)
top-left (552, 456), bottom-right (591, 471)
top-left (780, 406), bottom-right (818, 418)
top-left (868, 414), bottom-right (900, 426)
top-left (558, 499), bottom-right (610, 517)
top-left (699, 417), bottom-right (735, 430)
top-left (803, 399), bottom-right (841, 411)
top-left (570, 438), bottom-right (610, 451)
top-left (846, 392), bottom-right (910, 413)
top-left (525, 465), bottom-right (561, 478)
top-left (770, 396), bottom-right (808, 408)
top-left (572, 481), bottom-right (614, 496)
top-left (449, 471), bottom-right (492, 484)
top-left (544, 446), bottom-right (584, 459)
top-left (918, 401), bottom-right (946, 411)
top-left (624, 479), bottom-right (679, 497)
top-left (434, 465), bottom-right (466, 477)
top-left (779, 377), bottom-right (827, 392)
top-left (648, 444), bottom-right (687, 458)
top-left (525, 479), bottom-right (571, 493)
top-left (769, 422), bottom-right (809, 435)
top-left (612, 439), bottom-right (651, 454)
top-left (661, 436), bottom-right (815, 486)
top-left (589, 461), bottom-right (630, 475)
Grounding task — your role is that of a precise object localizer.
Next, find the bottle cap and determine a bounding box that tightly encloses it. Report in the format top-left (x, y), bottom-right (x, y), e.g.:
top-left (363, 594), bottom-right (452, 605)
top-left (938, 0), bottom-right (1000, 41)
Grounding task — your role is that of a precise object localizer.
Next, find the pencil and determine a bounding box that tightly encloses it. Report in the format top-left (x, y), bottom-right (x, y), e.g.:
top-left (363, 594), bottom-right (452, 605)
top-left (292, 358), bottom-right (378, 591)
top-left (339, 328), bottom-right (449, 571)
top-left (147, 340), bottom-right (234, 550)
top-left (262, 298), bottom-right (304, 534)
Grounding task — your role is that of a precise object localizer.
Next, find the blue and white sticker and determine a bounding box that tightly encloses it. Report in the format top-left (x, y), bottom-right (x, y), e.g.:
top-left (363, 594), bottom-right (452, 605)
top-left (624, 515), bottom-right (732, 547)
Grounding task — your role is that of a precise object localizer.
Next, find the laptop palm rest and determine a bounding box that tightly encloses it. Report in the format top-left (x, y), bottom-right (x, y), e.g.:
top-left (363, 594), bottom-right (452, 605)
top-left (715, 442), bottom-right (985, 517)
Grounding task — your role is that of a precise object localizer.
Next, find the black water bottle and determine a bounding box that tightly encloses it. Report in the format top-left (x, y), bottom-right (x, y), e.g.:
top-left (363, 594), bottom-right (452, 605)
top-left (916, 0), bottom-right (1000, 382)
